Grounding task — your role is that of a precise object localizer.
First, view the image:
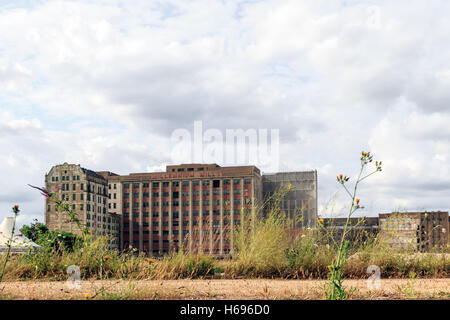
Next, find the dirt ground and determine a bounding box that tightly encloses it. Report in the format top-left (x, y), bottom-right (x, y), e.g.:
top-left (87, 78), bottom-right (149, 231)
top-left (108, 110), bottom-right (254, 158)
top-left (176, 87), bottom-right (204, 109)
top-left (0, 278), bottom-right (449, 300)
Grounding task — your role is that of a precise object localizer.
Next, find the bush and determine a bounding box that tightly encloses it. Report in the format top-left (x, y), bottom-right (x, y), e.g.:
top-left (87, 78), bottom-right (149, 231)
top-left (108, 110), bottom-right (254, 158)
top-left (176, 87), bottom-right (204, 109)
top-left (20, 221), bottom-right (81, 253)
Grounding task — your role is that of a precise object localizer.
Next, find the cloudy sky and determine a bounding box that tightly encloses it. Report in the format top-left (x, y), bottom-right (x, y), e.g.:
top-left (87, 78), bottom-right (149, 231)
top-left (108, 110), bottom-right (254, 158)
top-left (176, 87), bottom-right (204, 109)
top-left (0, 0), bottom-right (449, 226)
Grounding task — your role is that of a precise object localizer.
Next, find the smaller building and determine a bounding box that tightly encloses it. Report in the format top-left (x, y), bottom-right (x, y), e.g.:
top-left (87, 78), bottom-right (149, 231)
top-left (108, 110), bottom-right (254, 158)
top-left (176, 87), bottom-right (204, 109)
top-left (0, 217), bottom-right (40, 254)
top-left (379, 211), bottom-right (449, 251)
top-left (321, 217), bottom-right (379, 245)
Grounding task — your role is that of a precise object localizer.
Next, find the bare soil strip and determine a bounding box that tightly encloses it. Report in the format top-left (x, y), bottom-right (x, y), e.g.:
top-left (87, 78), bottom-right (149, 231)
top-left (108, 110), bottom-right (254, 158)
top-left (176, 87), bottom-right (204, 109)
top-left (1, 278), bottom-right (449, 300)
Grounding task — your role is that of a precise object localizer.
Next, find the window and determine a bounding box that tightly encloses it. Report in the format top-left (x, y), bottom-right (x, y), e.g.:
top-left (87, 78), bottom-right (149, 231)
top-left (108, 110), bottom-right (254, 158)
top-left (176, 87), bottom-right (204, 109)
top-left (234, 179), bottom-right (240, 184)
top-left (172, 181), bottom-right (179, 187)
top-left (133, 183), bottom-right (139, 188)
top-left (182, 181), bottom-right (189, 186)
top-left (152, 182), bottom-right (159, 187)
top-left (213, 180), bottom-right (220, 188)
top-left (202, 180), bottom-right (210, 186)
top-left (143, 183), bottom-right (149, 187)
top-left (244, 178), bottom-right (251, 184)
top-left (192, 180), bottom-right (199, 186)
top-left (163, 182), bottom-right (169, 187)
top-left (72, 194), bottom-right (76, 201)
top-left (123, 183), bottom-right (130, 188)
top-left (47, 204), bottom-right (50, 212)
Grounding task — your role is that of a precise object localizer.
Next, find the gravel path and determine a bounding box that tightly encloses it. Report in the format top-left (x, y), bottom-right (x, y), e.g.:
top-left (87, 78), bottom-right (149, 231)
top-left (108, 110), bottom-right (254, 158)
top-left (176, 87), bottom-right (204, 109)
top-left (1, 278), bottom-right (449, 300)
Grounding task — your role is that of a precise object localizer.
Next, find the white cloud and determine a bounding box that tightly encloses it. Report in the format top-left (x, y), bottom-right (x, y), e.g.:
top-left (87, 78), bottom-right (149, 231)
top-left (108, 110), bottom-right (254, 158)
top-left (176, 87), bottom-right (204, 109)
top-left (0, 0), bottom-right (449, 225)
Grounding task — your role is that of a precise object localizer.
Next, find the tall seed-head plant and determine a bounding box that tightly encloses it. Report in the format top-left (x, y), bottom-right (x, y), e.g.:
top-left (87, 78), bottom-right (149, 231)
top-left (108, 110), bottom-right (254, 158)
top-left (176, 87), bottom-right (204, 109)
top-left (326, 151), bottom-right (382, 300)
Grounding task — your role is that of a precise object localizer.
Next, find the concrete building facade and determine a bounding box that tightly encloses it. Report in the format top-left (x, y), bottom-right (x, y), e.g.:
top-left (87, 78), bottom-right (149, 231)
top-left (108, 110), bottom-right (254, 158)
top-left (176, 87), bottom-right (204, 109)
top-left (44, 163), bottom-right (120, 249)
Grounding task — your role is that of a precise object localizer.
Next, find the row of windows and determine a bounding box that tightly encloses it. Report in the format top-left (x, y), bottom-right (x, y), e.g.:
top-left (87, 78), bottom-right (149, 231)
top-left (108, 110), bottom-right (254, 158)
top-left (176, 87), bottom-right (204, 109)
top-left (123, 198), bottom-right (248, 208)
top-left (59, 192), bottom-right (108, 205)
top-left (57, 183), bottom-right (108, 196)
top-left (122, 178), bottom-right (252, 189)
top-left (123, 188), bottom-right (247, 199)
top-left (123, 209), bottom-right (236, 218)
top-left (51, 175), bottom-right (81, 182)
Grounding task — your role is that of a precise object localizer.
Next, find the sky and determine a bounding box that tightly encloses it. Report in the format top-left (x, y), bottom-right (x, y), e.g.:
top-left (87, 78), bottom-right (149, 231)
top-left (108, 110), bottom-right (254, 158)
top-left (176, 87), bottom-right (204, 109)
top-left (0, 0), bottom-right (449, 227)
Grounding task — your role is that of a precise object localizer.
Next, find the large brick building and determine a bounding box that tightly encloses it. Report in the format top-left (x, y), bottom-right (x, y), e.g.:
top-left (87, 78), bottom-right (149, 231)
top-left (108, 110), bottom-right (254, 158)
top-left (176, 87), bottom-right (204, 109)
top-left (45, 163), bottom-right (318, 256)
top-left (104, 163), bottom-right (263, 256)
